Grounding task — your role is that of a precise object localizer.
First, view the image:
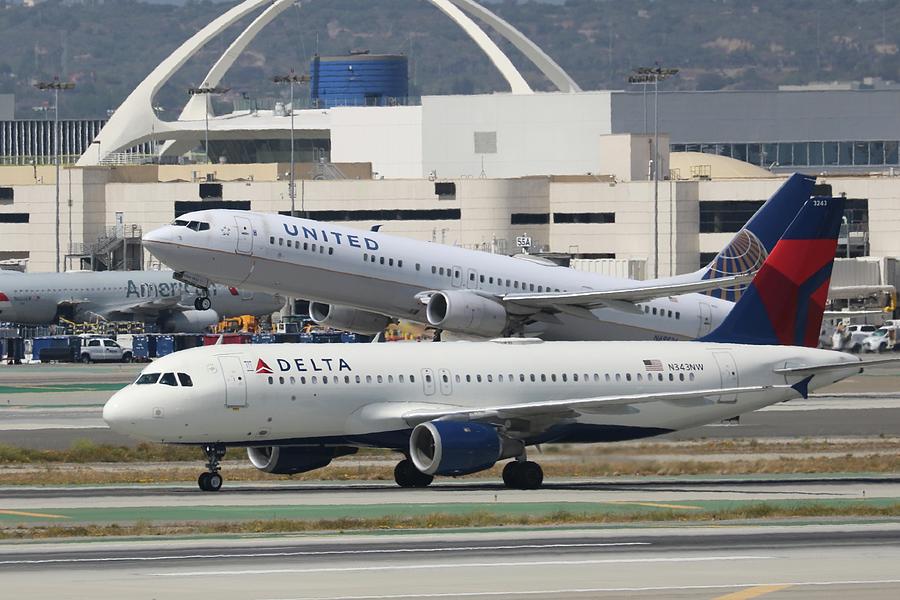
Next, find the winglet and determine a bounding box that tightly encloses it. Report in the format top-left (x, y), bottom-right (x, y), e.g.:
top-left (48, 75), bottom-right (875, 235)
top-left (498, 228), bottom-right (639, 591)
top-left (370, 224), bottom-right (383, 232)
top-left (791, 375), bottom-right (814, 399)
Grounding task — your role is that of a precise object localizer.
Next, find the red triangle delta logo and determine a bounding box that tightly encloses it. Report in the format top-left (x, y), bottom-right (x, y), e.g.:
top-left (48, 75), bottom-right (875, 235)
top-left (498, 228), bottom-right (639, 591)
top-left (255, 359), bottom-right (273, 374)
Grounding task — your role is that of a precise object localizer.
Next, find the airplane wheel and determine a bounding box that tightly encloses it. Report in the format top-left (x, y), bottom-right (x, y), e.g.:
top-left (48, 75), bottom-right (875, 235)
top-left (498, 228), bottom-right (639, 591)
top-left (394, 459), bottom-right (433, 488)
top-left (503, 461), bottom-right (543, 490)
top-left (520, 461), bottom-right (544, 490)
top-left (195, 297), bottom-right (212, 311)
top-left (207, 472), bottom-right (223, 491)
top-left (198, 472), bottom-right (210, 491)
top-left (502, 462), bottom-right (522, 489)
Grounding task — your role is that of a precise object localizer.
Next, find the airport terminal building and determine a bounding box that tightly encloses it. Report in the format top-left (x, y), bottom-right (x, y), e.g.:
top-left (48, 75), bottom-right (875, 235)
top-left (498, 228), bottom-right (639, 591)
top-left (1, 0), bottom-right (900, 287)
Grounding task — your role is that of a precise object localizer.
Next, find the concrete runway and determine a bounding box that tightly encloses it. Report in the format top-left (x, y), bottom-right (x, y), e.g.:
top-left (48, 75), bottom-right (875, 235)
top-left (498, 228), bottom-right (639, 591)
top-left (1, 525), bottom-right (899, 599)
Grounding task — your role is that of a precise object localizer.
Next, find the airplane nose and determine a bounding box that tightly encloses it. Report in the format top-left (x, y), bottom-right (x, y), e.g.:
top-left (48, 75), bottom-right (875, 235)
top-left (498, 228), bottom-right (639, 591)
top-left (102, 391), bottom-right (138, 432)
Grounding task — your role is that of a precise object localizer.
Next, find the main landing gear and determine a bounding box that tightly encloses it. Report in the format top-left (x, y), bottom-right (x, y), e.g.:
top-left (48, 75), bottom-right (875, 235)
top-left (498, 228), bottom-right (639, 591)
top-left (393, 458), bottom-right (434, 488)
top-left (198, 444), bottom-right (226, 492)
top-left (194, 293), bottom-right (212, 311)
top-left (502, 457), bottom-right (544, 490)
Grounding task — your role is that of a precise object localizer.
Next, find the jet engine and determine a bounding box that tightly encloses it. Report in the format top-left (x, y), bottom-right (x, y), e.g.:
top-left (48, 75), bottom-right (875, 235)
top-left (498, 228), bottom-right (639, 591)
top-left (309, 302), bottom-right (392, 335)
top-left (247, 446), bottom-right (358, 475)
top-left (159, 310), bottom-right (220, 333)
top-left (409, 421), bottom-right (523, 476)
top-left (425, 291), bottom-right (507, 338)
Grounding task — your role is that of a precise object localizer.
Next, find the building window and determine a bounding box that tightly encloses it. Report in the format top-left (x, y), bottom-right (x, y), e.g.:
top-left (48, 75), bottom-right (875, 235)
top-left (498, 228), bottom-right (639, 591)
top-left (0, 213), bottom-right (29, 223)
top-left (282, 208), bottom-right (461, 221)
top-left (511, 213), bottom-right (549, 225)
top-left (0, 188), bottom-right (13, 202)
top-left (699, 201), bottom-right (765, 233)
top-left (552, 212), bottom-right (615, 224)
top-left (435, 182), bottom-right (456, 200)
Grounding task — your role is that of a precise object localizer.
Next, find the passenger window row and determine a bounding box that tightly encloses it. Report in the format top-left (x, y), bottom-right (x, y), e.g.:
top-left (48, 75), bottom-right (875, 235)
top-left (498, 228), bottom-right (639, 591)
top-left (270, 236), bottom-right (335, 256)
top-left (642, 304), bottom-right (681, 320)
top-left (363, 253), bottom-right (403, 268)
top-left (265, 370), bottom-right (695, 386)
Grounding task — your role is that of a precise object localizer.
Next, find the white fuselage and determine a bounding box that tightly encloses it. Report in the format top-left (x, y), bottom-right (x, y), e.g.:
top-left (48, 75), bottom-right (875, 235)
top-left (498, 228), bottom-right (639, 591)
top-left (103, 340), bottom-right (860, 448)
top-left (143, 211), bottom-right (734, 341)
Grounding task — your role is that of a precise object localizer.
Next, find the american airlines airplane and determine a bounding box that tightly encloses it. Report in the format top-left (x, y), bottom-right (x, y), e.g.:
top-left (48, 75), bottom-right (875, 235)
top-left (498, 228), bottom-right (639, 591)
top-left (142, 175), bottom-right (817, 341)
top-left (0, 270), bottom-right (284, 332)
top-left (104, 196), bottom-right (876, 491)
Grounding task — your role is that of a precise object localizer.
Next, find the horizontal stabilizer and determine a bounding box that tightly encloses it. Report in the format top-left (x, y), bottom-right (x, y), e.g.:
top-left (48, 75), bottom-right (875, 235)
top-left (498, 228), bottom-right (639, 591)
top-left (774, 357), bottom-right (899, 376)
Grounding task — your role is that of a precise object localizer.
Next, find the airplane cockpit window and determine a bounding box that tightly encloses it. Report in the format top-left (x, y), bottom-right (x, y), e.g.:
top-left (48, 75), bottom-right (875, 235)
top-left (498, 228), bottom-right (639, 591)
top-left (177, 373), bottom-right (193, 387)
top-left (159, 372), bottom-right (178, 386)
top-left (174, 219), bottom-right (188, 227)
top-left (135, 373), bottom-right (161, 385)
top-left (186, 221), bottom-right (211, 231)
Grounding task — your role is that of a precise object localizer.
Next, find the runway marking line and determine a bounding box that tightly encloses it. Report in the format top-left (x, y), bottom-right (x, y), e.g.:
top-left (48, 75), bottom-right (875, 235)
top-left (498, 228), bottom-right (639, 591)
top-left (605, 501), bottom-right (704, 510)
top-left (0, 509), bottom-right (69, 519)
top-left (713, 584), bottom-right (793, 599)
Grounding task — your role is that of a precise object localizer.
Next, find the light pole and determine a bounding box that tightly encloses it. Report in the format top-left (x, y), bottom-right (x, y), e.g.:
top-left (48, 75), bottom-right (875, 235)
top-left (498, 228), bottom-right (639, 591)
top-left (273, 72), bottom-right (310, 217)
top-left (629, 65), bottom-right (678, 278)
top-left (188, 86), bottom-right (230, 164)
top-left (34, 78), bottom-right (75, 273)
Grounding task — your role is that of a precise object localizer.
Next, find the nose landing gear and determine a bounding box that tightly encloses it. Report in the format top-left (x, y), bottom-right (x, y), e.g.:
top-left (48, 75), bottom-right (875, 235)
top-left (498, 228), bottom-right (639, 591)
top-left (194, 293), bottom-right (212, 311)
top-left (198, 444), bottom-right (226, 491)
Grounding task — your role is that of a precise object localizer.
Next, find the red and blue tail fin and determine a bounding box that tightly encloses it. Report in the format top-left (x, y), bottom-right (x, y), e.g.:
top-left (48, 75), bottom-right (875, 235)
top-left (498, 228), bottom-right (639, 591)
top-left (700, 173), bottom-right (816, 302)
top-left (700, 195), bottom-right (844, 347)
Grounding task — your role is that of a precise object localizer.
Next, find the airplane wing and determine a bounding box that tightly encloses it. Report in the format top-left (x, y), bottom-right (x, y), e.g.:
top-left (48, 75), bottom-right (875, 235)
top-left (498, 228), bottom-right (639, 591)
top-left (101, 296), bottom-right (186, 318)
top-left (498, 273), bottom-right (754, 315)
top-left (400, 384), bottom-right (780, 430)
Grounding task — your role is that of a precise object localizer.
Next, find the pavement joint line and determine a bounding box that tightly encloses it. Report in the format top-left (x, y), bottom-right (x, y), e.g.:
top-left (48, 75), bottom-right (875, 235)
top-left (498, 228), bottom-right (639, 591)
top-left (249, 579), bottom-right (900, 600)
top-left (154, 555), bottom-right (775, 577)
top-left (0, 542), bottom-right (650, 565)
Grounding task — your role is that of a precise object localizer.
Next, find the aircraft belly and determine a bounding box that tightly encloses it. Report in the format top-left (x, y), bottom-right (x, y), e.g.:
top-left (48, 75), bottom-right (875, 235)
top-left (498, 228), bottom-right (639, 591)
top-left (536, 311), bottom-right (692, 342)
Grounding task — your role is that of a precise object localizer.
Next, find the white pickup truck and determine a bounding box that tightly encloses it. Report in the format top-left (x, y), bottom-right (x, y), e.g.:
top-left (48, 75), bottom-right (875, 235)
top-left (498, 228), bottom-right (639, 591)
top-left (79, 338), bottom-right (133, 363)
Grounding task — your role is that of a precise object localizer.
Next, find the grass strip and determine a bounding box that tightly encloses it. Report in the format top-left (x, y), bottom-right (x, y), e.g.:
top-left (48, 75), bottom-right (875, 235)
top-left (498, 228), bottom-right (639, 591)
top-left (0, 383), bottom-right (126, 394)
top-left (4, 501), bottom-right (900, 540)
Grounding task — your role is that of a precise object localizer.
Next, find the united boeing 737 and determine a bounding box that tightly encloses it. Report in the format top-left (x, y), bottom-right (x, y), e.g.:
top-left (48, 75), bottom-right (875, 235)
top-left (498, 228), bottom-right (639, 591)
top-left (142, 175), bottom-right (817, 341)
top-left (0, 270), bottom-right (284, 332)
top-left (104, 196), bottom-right (880, 491)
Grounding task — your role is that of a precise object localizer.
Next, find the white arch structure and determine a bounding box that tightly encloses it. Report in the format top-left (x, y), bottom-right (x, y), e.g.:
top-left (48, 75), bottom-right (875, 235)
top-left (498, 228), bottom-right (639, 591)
top-left (77, 0), bottom-right (581, 166)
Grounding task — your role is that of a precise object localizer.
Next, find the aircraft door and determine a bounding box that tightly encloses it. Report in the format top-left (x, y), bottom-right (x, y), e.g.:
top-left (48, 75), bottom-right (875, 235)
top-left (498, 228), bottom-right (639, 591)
top-left (698, 303), bottom-right (713, 336)
top-left (421, 368), bottom-right (436, 396)
top-left (234, 216), bottom-right (253, 255)
top-left (438, 368), bottom-right (453, 395)
top-left (219, 355), bottom-right (248, 407)
top-left (451, 266), bottom-right (463, 288)
top-left (712, 351), bottom-right (738, 404)
top-left (466, 268), bottom-right (479, 289)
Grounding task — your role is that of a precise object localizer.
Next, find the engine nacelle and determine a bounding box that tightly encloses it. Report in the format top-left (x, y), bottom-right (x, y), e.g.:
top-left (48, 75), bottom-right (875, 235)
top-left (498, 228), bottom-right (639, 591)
top-left (159, 310), bottom-right (220, 333)
top-left (247, 446), bottom-right (358, 475)
top-left (309, 302), bottom-right (392, 335)
top-left (425, 291), bottom-right (508, 338)
top-left (409, 421), bottom-right (523, 476)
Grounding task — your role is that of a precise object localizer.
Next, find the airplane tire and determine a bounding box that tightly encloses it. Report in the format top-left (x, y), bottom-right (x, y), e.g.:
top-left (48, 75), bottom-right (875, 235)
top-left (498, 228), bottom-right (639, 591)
top-left (503, 461), bottom-right (544, 490)
top-left (502, 462), bottom-right (522, 489)
top-left (195, 297), bottom-right (212, 311)
top-left (207, 472), bottom-right (223, 491)
top-left (198, 472), bottom-right (210, 491)
top-left (394, 459), bottom-right (433, 488)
